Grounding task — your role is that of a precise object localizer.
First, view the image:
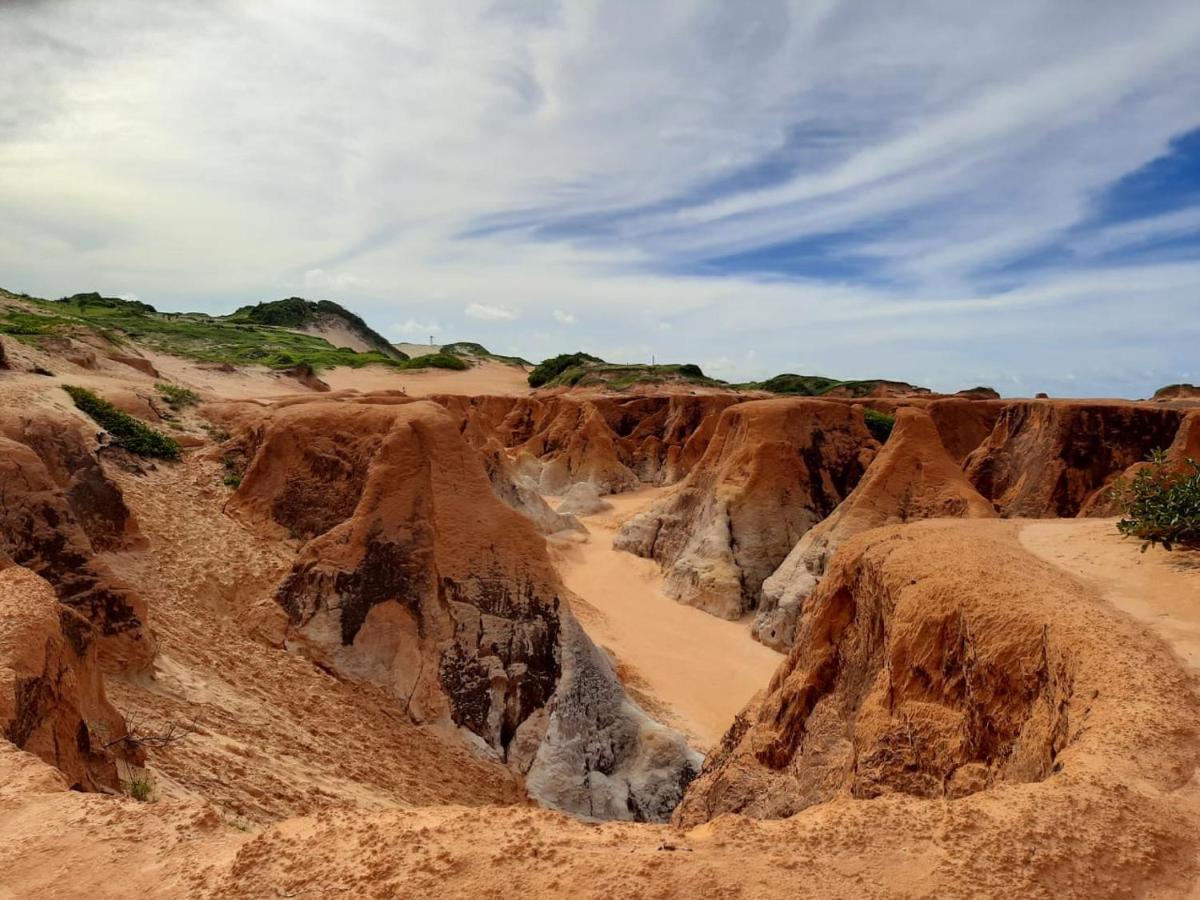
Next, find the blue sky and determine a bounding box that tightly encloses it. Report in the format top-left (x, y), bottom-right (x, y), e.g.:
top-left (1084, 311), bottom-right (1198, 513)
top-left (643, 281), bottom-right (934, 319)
top-left (1, 0), bottom-right (1199, 396)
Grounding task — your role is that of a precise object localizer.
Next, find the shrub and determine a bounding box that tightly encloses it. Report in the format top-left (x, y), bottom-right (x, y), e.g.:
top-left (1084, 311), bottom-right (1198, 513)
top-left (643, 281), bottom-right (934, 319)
top-left (755, 373), bottom-right (844, 396)
top-left (863, 408), bottom-right (895, 443)
top-left (155, 382), bottom-right (200, 409)
top-left (528, 352), bottom-right (603, 387)
top-left (677, 363), bottom-right (705, 378)
top-left (1114, 451), bottom-right (1200, 552)
top-left (63, 385), bottom-right (181, 460)
top-left (398, 352), bottom-right (468, 371)
top-left (124, 775), bottom-right (153, 802)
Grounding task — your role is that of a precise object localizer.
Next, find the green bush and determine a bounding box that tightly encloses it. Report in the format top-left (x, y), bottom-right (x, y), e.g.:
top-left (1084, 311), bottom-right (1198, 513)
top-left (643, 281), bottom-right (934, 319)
top-left (1114, 451), bottom-right (1200, 552)
top-left (528, 352), bottom-right (604, 387)
top-left (397, 352), bottom-right (469, 371)
top-left (863, 408), bottom-right (895, 443)
top-left (63, 385), bottom-right (181, 460)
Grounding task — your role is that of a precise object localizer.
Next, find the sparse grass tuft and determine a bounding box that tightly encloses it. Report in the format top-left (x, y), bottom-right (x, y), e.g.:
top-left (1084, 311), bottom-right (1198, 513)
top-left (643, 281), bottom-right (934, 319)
top-left (64, 385), bottom-right (181, 459)
top-left (155, 382), bottom-right (200, 409)
top-left (124, 775), bottom-right (153, 802)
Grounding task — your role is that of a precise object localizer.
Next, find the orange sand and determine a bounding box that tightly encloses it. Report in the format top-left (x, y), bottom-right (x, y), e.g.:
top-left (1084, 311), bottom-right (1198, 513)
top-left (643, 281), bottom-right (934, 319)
top-left (550, 487), bottom-right (783, 750)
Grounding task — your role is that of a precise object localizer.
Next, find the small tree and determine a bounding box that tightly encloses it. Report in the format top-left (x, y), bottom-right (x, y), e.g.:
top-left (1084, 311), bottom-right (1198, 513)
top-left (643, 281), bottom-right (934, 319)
top-left (1114, 450), bottom-right (1200, 552)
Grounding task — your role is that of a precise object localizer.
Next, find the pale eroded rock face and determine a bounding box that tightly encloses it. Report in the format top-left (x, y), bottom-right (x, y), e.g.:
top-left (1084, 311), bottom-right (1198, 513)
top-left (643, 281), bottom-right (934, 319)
top-left (555, 482), bottom-right (612, 517)
top-left (753, 408), bottom-right (996, 649)
top-left (0, 565), bottom-right (135, 791)
top-left (217, 396), bottom-right (697, 821)
top-left (0, 413), bottom-right (153, 670)
top-left (614, 399), bottom-right (877, 619)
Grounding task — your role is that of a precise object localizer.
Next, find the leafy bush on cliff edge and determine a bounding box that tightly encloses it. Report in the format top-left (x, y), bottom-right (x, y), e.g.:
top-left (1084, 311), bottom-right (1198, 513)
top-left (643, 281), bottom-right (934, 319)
top-left (864, 408), bottom-right (895, 443)
top-left (1114, 451), bottom-right (1200, 552)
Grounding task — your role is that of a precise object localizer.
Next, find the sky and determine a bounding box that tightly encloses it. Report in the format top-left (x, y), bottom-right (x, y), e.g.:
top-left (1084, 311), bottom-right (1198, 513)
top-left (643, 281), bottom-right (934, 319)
top-left (2, 0), bottom-right (1199, 397)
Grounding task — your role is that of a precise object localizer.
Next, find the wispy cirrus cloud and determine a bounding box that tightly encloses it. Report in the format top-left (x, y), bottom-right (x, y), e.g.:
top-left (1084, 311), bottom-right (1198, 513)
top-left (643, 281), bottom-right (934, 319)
top-left (464, 303), bottom-right (516, 321)
top-left (1, 0), bottom-right (1198, 396)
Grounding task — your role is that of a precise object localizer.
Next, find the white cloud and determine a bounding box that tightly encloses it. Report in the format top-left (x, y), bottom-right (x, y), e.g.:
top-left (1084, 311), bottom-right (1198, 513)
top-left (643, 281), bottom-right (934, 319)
top-left (552, 309), bottom-right (576, 324)
top-left (119, 292), bottom-right (140, 302)
top-left (465, 302), bottom-right (516, 321)
top-left (394, 319), bottom-right (442, 335)
top-left (1068, 206), bottom-right (1200, 257)
top-left (0, 1), bottom-right (1197, 396)
top-left (303, 268), bottom-right (365, 293)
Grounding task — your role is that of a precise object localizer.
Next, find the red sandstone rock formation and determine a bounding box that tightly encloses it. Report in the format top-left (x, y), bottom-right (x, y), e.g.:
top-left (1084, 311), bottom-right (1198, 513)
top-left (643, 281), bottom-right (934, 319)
top-left (0, 565), bottom-right (136, 791)
top-left (106, 353), bottom-right (160, 378)
top-left (615, 399), bottom-right (877, 619)
top-left (281, 362), bottom-right (330, 392)
top-left (1081, 409), bottom-right (1200, 516)
top-left (215, 396), bottom-right (698, 821)
top-left (675, 521), bottom-right (1083, 826)
top-left (0, 413), bottom-right (154, 670)
top-left (754, 408), bottom-right (996, 649)
top-left (434, 394), bottom-right (739, 495)
top-left (923, 397), bottom-right (1006, 464)
top-left (963, 402), bottom-right (1184, 517)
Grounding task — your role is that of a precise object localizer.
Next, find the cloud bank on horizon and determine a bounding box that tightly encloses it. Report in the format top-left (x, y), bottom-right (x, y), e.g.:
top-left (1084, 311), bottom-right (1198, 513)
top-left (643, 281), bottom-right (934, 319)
top-left (2, 0), bottom-right (1198, 396)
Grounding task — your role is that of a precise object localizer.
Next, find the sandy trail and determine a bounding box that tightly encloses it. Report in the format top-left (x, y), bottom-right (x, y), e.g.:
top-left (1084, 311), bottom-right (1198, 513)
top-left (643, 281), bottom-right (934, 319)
top-left (549, 487), bottom-right (783, 751)
top-left (139, 351), bottom-right (532, 400)
top-left (322, 360), bottom-right (531, 397)
top-left (1020, 518), bottom-right (1200, 676)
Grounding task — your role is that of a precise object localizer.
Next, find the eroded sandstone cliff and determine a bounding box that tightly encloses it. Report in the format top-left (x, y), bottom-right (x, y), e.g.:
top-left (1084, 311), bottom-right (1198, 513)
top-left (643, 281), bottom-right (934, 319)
top-left (753, 407), bottom-right (996, 649)
top-left (211, 395), bottom-right (699, 821)
top-left (614, 399), bottom-right (877, 619)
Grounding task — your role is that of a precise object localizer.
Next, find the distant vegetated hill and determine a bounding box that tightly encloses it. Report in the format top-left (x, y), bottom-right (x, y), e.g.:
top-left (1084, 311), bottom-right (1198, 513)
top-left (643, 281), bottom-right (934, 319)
top-left (1154, 383), bottom-right (1200, 401)
top-left (229, 297), bottom-right (402, 359)
top-left (527, 352), bottom-right (720, 389)
top-left (742, 373), bottom-right (932, 398)
top-left (439, 342), bottom-right (532, 368)
top-left (0, 289), bottom-right (469, 372)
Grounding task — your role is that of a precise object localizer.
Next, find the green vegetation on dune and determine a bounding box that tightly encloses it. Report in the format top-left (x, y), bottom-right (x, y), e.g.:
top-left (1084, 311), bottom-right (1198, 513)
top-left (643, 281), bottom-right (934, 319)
top-left (228, 297), bottom-right (401, 358)
top-left (745, 373), bottom-right (925, 398)
top-left (528, 352), bottom-right (605, 387)
top-left (439, 341), bottom-right (531, 368)
top-left (155, 382), bottom-right (200, 409)
top-left (751, 373), bottom-right (845, 395)
top-left (397, 352), bottom-right (469, 371)
top-left (64, 385), bottom-right (181, 460)
top-left (528, 352), bottom-right (720, 390)
top-left (0, 289), bottom-right (471, 373)
top-left (863, 408), bottom-right (896, 443)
